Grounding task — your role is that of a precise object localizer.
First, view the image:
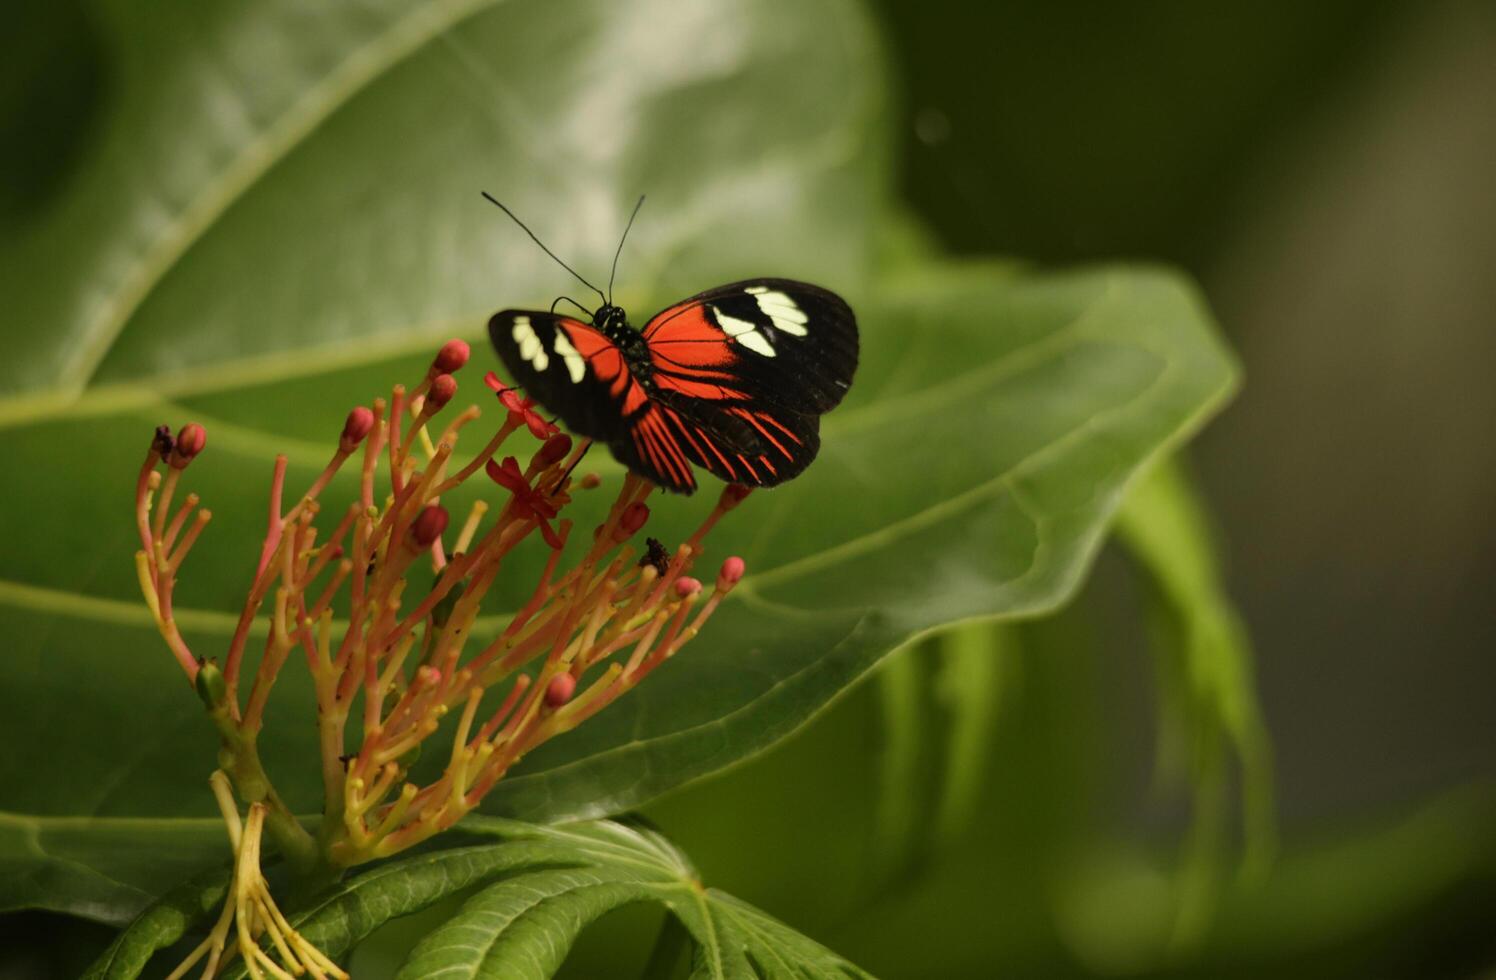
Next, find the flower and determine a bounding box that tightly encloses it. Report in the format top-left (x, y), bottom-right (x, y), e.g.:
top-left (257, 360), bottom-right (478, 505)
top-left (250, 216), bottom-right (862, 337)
top-left (132, 337), bottom-right (752, 905)
top-left (483, 371), bottom-right (557, 439)
top-left (484, 456), bottom-right (564, 549)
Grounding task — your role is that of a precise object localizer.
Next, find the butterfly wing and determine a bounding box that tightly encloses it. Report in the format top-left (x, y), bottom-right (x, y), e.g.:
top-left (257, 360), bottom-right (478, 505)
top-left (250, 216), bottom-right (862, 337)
top-left (639, 279), bottom-right (857, 485)
top-left (488, 310), bottom-right (703, 493)
top-left (642, 278), bottom-right (858, 414)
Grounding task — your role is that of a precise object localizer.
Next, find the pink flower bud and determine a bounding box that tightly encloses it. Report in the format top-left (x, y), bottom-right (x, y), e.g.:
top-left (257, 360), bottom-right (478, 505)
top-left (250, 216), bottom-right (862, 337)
top-left (426, 373), bottom-right (457, 411)
top-left (613, 502), bottom-right (650, 541)
top-left (674, 576), bottom-right (702, 598)
top-left (410, 505), bottom-right (449, 547)
top-left (535, 433), bottom-right (572, 469)
top-left (170, 423), bottom-right (207, 467)
top-left (719, 484), bottom-right (753, 511)
top-left (341, 406), bottom-right (375, 451)
top-left (433, 339), bottom-right (470, 374)
top-left (545, 672), bottom-right (577, 708)
top-left (717, 556), bottom-right (745, 589)
top-left (417, 665), bottom-right (442, 686)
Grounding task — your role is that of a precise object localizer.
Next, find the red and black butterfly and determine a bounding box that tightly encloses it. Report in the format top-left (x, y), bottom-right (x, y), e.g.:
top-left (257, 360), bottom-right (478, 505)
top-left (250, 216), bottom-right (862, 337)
top-left (483, 193), bottom-right (858, 494)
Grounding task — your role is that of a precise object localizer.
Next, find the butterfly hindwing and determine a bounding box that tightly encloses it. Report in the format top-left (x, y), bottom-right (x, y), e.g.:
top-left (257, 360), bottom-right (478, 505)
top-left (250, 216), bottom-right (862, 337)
top-left (488, 310), bottom-right (706, 492)
top-left (652, 388), bottom-right (822, 487)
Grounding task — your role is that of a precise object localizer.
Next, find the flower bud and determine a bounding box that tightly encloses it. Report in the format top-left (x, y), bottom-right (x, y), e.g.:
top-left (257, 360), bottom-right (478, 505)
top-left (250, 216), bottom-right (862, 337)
top-left (195, 658), bottom-right (226, 709)
top-left (717, 556), bottom-right (746, 590)
top-left (613, 502), bottom-right (650, 541)
top-left (410, 505), bottom-right (449, 548)
top-left (426, 373), bottom-right (457, 412)
top-left (341, 406), bottom-right (375, 452)
top-left (170, 423), bottom-right (207, 467)
top-left (579, 473), bottom-right (602, 490)
top-left (673, 576), bottom-right (702, 598)
top-left (535, 433), bottom-right (572, 469)
top-left (416, 665), bottom-right (442, 687)
top-left (545, 672), bottom-right (577, 708)
top-left (433, 339), bottom-right (470, 374)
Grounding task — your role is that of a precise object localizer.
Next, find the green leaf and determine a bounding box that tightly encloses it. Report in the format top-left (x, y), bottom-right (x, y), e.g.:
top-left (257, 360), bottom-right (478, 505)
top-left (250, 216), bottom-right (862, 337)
top-left (0, 813), bottom-right (226, 925)
top-left (86, 819), bottom-right (870, 979)
top-left (1, 0), bottom-right (1240, 923)
top-left (1114, 454), bottom-right (1275, 946)
top-left (79, 869), bottom-right (229, 980)
top-left (870, 623), bottom-right (1012, 886)
top-left (0, 263), bottom-right (1239, 920)
top-left (392, 819), bottom-right (870, 979)
top-left (0, 0), bottom-right (885, 418)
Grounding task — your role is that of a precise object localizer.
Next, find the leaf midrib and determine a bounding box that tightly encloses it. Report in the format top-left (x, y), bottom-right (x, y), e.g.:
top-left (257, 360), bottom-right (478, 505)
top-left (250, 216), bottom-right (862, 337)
top-left (63, 0), bottom-right (511, 400)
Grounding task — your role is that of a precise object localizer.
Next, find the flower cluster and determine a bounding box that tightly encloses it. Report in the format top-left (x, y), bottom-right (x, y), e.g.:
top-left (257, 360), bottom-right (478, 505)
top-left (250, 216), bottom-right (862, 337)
top-left (134, 340), bottom-right (748, 977)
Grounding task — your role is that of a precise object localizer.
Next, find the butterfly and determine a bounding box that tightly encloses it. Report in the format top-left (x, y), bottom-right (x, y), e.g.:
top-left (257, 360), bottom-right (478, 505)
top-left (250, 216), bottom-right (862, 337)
top-left (483, 193), bottom-right (858, 494)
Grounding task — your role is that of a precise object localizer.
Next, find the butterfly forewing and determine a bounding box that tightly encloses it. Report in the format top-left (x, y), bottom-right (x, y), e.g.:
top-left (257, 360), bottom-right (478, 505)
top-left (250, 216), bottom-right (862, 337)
top-left (488, 310), bottom-right (703, 492)
top-left (643, 278), bottom-right (858, 415)
top-left (487, 312), bottom-right (635, 438)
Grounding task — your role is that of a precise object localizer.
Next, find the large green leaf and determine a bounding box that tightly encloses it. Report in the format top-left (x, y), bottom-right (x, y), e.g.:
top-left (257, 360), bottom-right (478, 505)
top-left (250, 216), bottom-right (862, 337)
top-left (0, 0), bottom-right (884, 417)
top-left (0, 0), bottom-right (1239, 930)
top-left (0, 262), bottom-right (1237, 924)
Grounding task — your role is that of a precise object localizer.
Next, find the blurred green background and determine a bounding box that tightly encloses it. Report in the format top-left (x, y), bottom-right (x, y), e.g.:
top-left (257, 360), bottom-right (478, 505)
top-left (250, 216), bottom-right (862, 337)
top-left (4, 0), bottom-right (1495, 977)
top-left (639, 0), bottom-right (1496, 975)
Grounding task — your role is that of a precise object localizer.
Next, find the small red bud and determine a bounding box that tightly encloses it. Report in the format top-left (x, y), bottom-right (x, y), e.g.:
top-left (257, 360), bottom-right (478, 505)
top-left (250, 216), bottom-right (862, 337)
top-left (719, 484), bottom-right (753, 511)
top-left (426, 373), bottom-right (457, 411)
top-left (579, 473), bottom-right (602, 490)
top-left (341, 406), bottom-right (375, 451)
top-left (545, 672), bottom-right (577, 708)
top-left (535, 433), bottom-right (572, 469)
top-left (717, 556), bottom-right (746, 589)
top-left (170, 423), bottom-right (207, 467)
top-left (433, 339), bottom-right (470, 374)
top-left (674, 576), bottom-right (702, 598)
top-left (613, 501), bottom-right (650, 541)
top-left (410, 505), bottom-right (449, 548)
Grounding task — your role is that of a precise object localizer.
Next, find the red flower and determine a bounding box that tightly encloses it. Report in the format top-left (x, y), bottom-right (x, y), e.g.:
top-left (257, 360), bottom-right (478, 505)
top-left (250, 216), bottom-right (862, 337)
top-left (485, 456), bottom-right (563, 548)
top-left (483, 372), bottom-right (557, 440)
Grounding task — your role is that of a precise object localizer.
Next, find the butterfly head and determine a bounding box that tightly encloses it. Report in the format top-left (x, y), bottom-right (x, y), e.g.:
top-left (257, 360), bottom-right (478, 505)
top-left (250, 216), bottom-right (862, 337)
top-left (594, 303), bottom-right (630, 336)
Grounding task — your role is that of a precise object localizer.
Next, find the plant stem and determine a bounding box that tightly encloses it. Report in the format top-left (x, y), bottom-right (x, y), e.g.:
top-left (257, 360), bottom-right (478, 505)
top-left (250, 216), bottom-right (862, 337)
top-left (205, 699), bottom-right (325, 882)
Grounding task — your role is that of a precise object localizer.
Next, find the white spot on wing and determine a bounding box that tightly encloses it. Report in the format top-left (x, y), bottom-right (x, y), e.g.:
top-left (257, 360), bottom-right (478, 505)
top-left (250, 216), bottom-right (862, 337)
top-left (745, 286), bottom-right (809, 336)
top-left (713, 306), bottom-right (776, 358)
top-left (552, 330), bottom-right (586, 383)
top-left (512, 316), bottom-right (548, 372)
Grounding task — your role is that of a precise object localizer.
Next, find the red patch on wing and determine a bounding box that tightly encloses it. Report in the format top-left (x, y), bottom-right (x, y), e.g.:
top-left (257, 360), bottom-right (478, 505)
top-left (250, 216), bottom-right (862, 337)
top-left (559, 321), bottom-right (648, 414)
top-left (643, 305), bottom-right (751, 402)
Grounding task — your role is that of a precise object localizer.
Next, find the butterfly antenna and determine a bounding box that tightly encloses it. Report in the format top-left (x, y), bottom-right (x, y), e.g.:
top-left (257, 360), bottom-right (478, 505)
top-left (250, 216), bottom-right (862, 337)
top-left (607, 194), bottom-right (646, 304)
top-left (550, 295), bottom-right (594, 317)
top-left (481, 192), bottom-right (606, 305)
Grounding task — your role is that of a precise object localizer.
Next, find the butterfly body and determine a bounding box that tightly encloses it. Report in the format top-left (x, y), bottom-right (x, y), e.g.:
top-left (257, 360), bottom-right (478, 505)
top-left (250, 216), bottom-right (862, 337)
top-left (489, 278), bottom-right (857, 494)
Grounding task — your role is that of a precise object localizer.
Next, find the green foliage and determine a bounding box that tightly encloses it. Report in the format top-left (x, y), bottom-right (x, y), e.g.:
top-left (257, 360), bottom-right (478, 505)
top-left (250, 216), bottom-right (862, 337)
top-left (83, 819), bottom-right (869, 979)
top-left (0, 814), bottom-right (225, 925)
top-left (1, 0), bottom-right (1257, 972)
top-left (1116, 456), bottom-right (1275, 945)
